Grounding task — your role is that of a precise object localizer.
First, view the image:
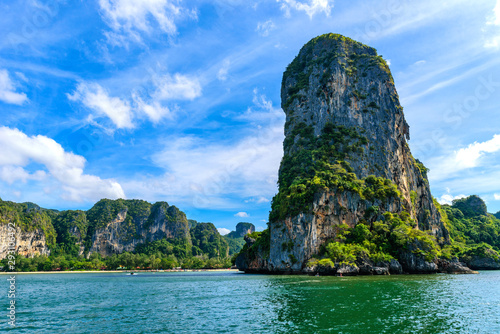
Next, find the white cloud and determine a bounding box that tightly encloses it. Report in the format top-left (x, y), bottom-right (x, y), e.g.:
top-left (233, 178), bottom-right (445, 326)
top-left (245, 196), bottom-right (270, 204)
top-left (0, 166), bottom-right (46, 185)
top-left (495, 194), bottom-right (500, 200)
top-left (256, 20), bottom-right (276, 37)
top-left (485, 0), bottom-right (500, 48)
top-left (278, 0), bottom-right (333, 18)
top-left (495, 0), bottom-right (500, 24)
top-left (0, 69), bottom-right (28, 105)
top-left (121, 92), bottom-right (285, 209)
top-left (437, 188), bottom-right (467, 205)
top-left (69, 72), bottom-right (201, 127)
top-left (429, 134), bottom-right (500, 181)
top-left (217, 59), bottom-right (230, 81)
top-left (455, 134), bottom-right (500, 169)
top-left (99, 0), bottom-right (194, 44)
top-left (0, 127), bottom-right (125, 202)
top-left (133, 94), bottom-right (173, 123)
top-left (217, 227), bottom-right (231, 235)
top-left (234, 212), bottom-right (249, 218)
top-left (153, 73), bottom-right (202, 101)
top-left (69, 82), bottom-right (134, 129)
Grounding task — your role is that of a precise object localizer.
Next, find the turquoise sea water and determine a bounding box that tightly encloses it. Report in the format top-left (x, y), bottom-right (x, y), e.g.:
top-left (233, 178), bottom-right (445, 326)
top-left (1, 270), bottom-right (500, 333)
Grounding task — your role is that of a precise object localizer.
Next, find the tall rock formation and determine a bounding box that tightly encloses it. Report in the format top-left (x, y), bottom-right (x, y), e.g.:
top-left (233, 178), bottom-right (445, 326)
top-left (227, 223), bottom-right (255, 238)
top-left (0, 200), bottom-right (55, 259)
top-left (237, 33), bottom-right (458, 275)
top-left (86, 199), bottom-right (192, 257)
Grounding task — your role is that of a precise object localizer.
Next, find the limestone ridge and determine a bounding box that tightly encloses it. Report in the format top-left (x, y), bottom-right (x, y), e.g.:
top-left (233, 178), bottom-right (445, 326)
top-left (84, 200), bottom-right (192, 257)
top-left (227, 223), bottom-right (255, 238)
top-left (0, 198), bottom-right (192, 259)
top-left (237, 34), bottom-right (453, 274)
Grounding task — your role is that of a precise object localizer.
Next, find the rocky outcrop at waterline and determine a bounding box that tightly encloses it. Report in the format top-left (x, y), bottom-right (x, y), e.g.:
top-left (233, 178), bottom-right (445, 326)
top-left (236, 33), bottom-right (476, 275)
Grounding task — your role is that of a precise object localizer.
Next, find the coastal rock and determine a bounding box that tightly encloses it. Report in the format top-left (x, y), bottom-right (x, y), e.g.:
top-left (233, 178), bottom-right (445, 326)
top-left (464, 256), bottom-right (500, 270)
top-left (238, 33), bottom-right (461, 275)
top-left (437, 258), bottom-right (478, 274)
top-left (235, 235), bottom-right (269, 273)
top-left (88, 200), bottom-right (192, 257)
top-left (227, 222), bottom-right (255, 238)
top-left (0, 225), bottom-right (50, 258)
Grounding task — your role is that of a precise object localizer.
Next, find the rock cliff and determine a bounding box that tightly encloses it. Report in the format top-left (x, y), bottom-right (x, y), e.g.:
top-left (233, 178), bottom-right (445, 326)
top-left (86, 199), bottom-right (191, 257)
top-left (0, 198), bottom-right (193, 259)
top-left (237, 33), bottom-right (465, 275)
top-left (0, 200), bottom-right (55, 259)
top-left (227, 222), bottom-right (255, 238)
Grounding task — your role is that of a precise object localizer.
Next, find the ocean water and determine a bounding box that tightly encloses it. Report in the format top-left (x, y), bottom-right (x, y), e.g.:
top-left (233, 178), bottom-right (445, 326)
top-left (1, 270), bottom-right (500, 333)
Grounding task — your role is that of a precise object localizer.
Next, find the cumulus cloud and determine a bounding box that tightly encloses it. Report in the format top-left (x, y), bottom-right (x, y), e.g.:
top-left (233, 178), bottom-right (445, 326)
top-left (99, 0), bottom-right (194, 44)
top-left (217, 227), bottom-right (231, 235)
top-left (495, 194), bottom-right (500, 200)
top-left (428, 134), bottom-right (500, 181)
top-left (133, 94), bottom-right (174, 123)
top-left (121, 92), bottom-right (285, 209)
top-left (455, 134), bottom-right (500, 169)
top-left (0, 127), bottom-right (125, 202)
top-left (437, 188), bottom-right (467, 205)
top-left (153, 73), bottom-right (202, 101)
top-left (278, 0), bottom-right (333, 18)
top-left (0, 166), bottom-right (46, 185)
top-left (69, 72), bottom-right (202, 128)
top-left (68, 82), bottom-right (134, 129)
top-left (0, 69), bottom-right (28, 105)
top-left (256, 20), bottom-right (276, 36)
top-left (234, 212), bottom-right (249, 218)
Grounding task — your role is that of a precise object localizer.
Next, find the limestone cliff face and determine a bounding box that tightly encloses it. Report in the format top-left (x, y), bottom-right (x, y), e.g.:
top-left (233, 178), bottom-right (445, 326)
top-left (228, 223), bottom-right (255, 238)
top-left (0, 200), bottom-right (55, 259)
top-left (88, 201), bottom-right (191, 257)
top-left (240, 34), bottom-right (451, 274)
top-left (0, 225), bottom-right (50, 258)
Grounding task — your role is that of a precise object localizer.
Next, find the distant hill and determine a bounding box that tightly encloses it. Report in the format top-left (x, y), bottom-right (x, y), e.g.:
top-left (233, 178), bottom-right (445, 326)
top-left (224, 222), bottom-right (255, 255)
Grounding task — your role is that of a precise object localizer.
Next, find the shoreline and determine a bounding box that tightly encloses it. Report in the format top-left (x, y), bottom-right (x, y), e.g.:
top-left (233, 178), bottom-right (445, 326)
top-left (0, 269), bottom-right (239, 275)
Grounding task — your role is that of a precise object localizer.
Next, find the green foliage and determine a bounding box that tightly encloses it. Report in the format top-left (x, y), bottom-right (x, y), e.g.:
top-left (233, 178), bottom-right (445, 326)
top-left (311, 211), bottom-right (443, 266)
top-left (0, 199), bottom-right (56, 248)
top-left (190, 223), bottom-right (229, 259)
top-left (52, 210), bottom-right (87, 257)
top-left (307, 258), bottom-right (335, 268)
top-left (442, 196), bottom-right (500, 253)
top-left (0, 197), bottom-right (235, 271)
top-left (451, 195), bottom-right (488, 218)
top-left (270, 123), bottom-right (399, 222)
top-left (237, 229), bottom-right (271, 262)
top-left (224, 236), bottom-right (246, 255)
top-left (134, 238), bottom-right (192, 259)
top-left (415, 159), bottom-right (429, 181)
top-left (282, 33), bottom-right (392, 111)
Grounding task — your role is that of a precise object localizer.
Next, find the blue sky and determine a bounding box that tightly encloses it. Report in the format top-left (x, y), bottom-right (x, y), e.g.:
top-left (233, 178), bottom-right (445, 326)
top-left (1, 0), bottom-right (500, 234)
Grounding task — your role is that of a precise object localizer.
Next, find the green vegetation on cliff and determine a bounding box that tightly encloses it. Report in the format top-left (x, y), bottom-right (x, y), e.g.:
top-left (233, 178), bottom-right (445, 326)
top-left (52, 210), bottom-right (87, 257)
top-left (439, 195), bottom-right (500, 260)
top-left (190, 223), bottom-right (229, 258)
top-left (270, 122), bottom-right (399, 222)
top-left (237, 229), bottom-right (271, 263)
top-left (0, 198), bottom-right (237, 272)
top-left (224, 222), bottom-right (255, 255)
top-left (309, 211), bottom-right (440, 267)
top-left (282, 33), bottom-right (393, 112)
top-left (0, 199), bottom-right (56, 248)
